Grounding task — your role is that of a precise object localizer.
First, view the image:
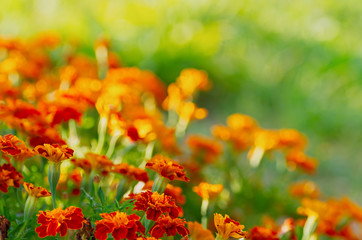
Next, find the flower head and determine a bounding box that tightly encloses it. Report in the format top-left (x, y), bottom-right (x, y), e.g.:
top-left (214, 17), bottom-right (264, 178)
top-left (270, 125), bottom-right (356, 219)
top-left (146, 154), bottom-right (189, 182)
top-left (289, 181), bottom-right (319, 199)
top-left (149, 215), bottom-right (189, 238)
top-left (0, 163), bottom-right (23, 193)
top-left (23, 182), bottom-right (51, 198)
top-left (248, 226), bottom-right (279, 240)
top-left (72, 152), bottom-right (113, 175)
top-left (75, 217), bottom-right (95, 240)
top-left (193, 182), bottom-right (223, 200)
top-left (187, 135), bottom-right (223, 163)
top-left (95, 211), bottom-right (145, 240)
top-left (0, 215), bottom-right (10, 240)
top-left (112, 163), bottom-right (149, 182)
top-left (188, 221), bottom-right (214, 240)
top-left (34, 144), bottom-right (74, 164)
top-left (35, 206), bottom-right (86, 238)
top-left (132, 191), bottom-right (179, 221)
top-left (214, 213), bottom-right (247, 240)
top-left (286, 150), bottom-right (318, 174)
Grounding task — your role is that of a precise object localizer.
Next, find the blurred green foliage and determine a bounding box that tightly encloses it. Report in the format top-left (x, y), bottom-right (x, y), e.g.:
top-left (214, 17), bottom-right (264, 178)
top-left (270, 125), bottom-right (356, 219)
top-left (1, 0), bottom-right (361, 203)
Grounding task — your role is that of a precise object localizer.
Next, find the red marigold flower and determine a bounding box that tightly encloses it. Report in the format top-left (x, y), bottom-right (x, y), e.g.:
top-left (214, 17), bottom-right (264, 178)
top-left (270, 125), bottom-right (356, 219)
top-left (35, 206), bottom-right (86, 238)
top-left (0, 134), bottom-right (23, 156)
top-left (146, 154), bottom-right (189, 182)
top-left (34, 144), bottom-right (74, 164)
top-left (143, 181), bottom-right (186, 206)
top-left (0, 163), bottom-right (23, 193)
top-left (112, 163), bottom-right (149, 182)
top-left (23, 182), bottom-right (51, 198)
top-left (149, 215), bottom-right (189, 238)
top-left (214, 213), bottom-right (247, 240)
top-left (132, 191), bottom-right (179, 221)
top-left (248, 226), bottom-right (279, 240)
top-left (94, 211), bottom-right (145, 240)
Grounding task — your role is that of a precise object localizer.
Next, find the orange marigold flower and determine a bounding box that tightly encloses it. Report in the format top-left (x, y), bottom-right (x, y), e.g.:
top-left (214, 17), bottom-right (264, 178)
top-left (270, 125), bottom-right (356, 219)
top-left (34, 144), bottom-right (74, 164)
top-left (277, 129), bottom-right (307, 151)
top-left (23, 182), bottom-right (51, 198)
top-left (248, 226), bottom-right (279, 240)
top-left (0, 134), bottom-right (23, 157)
top-left (72, 153), bottom-right (113, 175)
top-left (214, 213), bottom-right (247, 240)
top-left (193, 182), bottom-right (223, 200)
top-left (187, 135), bottom-right (223, 163)
top-left (176, 68), bottom-right (211, 97)
top-left (132, 190), bottom-right (179, 221)
top-left (136, 237), bottom-right (160, 240)
top-left (146, 154), bottom-right (189, 182)
top-left (0, 163), bottom-right (23, 193)
top-left (289, 181), bottom-right (319, 199)
top-left (188, 221), bottom-right (214, 240)
top-left (35, 206), bottom-right (86, 238)
top-left (286, 150), bottom-right (318, 174)
top-left (149, 215), bottom-right (189, 238)
top-left (143, 181), bottom-right (186, 205)
top-left (112, 163), bottom-right (149, 182)
top-left (94, 211), bottom-right (145, 240)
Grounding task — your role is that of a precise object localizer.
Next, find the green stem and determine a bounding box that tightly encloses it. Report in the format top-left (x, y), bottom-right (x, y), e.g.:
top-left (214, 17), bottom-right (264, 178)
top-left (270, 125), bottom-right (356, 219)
top-left (106, 132), bottom-right (121, 158)
top-left (201, 199), bottom-right (209, 229)
top-left (48, 162), bottom-right (61, 209)
top-left (95, 117), bottom-right (108, 154)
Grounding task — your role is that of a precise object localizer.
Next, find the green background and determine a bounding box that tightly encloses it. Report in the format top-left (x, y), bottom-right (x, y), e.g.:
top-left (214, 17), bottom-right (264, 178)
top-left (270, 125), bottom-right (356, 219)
top-left (1, 0), bottom-right (361, 203)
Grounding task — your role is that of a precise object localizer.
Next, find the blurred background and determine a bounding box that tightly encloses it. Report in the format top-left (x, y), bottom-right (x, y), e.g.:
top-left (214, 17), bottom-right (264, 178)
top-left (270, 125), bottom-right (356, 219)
top-left (1, 0), bottom-right (361, 203)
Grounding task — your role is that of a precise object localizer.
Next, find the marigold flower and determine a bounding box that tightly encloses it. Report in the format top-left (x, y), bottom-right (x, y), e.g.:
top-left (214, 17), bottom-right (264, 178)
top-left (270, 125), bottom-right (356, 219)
top-left (143, 181), bottom-right (186, 205)
top-left (176, 68), bottom-right (211, 97)
top-left (0, 163), bottom-right (23, 193)
top-left (248, 226), bottom-right (279, 240)
top-left (277, 129), bottom-right (307, 151)
top-left (146, 154), bottom-right (189, 182)
top-left (72, 153), bottom-right (114, 175)
top-left (289, 181), bottom-right (319, 199)
top-left (0, 134), bottom-right (23, 156)
top-left (193, 182), bottom-right (223, 200)
top-left (34, 144), bottom-right (74, 163)
top-left (187, 135), bottom-right (223, 163)
top-left (112, 163), bottom-right (149, 182)
top-left (132, 191), bottom-right (179, 221)
top-left (214, 213), bottom-right (247, 240)
top-left (23, 182), bottom-right (51, 198)
top-left (188, 221), bottom-right (214, 240)
top-left (94, 211), bottom-right (145, 240)
top-left (149, 215), bottom-right (189, 238)
top-left (286, 150), bottom-right (318, 174)
top-left (136, 237), bottom-right (160, 240)
top-left (35, 206), bottom-right (86, 238)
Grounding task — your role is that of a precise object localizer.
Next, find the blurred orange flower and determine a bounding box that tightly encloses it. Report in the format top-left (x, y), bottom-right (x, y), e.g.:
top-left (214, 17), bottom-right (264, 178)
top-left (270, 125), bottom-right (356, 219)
top-left (112, 163), bottom-right (149, 182)
top-left (0, 163), bottom-right (23, 193)
top-left (72, 152), bottom-right (113, 175)
top-left (289, 181), bottom-right (319, 199)
top-left (188, 221), bottom-right (214, 240)
top-left (146, 154), bottom-right (189, 182)
top-left (248, 226), bottom-right (279, 240)
top-left (94, 211), bottom-right (145, 240)
top-left (193, 182), bottom-right (223, 200)
top-left (35, 206), bottom-right (85, 238)
top-left (187, 135), bottom-right (223, 163)
top-left (286, 150), bottom-right (318, 174)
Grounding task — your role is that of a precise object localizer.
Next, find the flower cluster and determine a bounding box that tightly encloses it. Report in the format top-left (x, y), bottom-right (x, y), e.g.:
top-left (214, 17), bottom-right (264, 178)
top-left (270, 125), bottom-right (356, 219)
top-left (0, 34), bottom-right (361, 240)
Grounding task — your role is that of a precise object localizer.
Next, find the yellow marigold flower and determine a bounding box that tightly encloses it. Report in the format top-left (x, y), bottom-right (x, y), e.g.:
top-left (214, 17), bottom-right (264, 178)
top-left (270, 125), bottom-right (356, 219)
top-left (188, 221), bottom-right (214, 240)
top-left (176, 69), bottom-right (211, 97)
top-left (34, 144), bottom-right (74, 164)
top-left (214, 213), bottom-right (247, 240)
top-left (193, 182), bottom-right (223, 200)
top-left (23, 182), bottom-right (51, 198)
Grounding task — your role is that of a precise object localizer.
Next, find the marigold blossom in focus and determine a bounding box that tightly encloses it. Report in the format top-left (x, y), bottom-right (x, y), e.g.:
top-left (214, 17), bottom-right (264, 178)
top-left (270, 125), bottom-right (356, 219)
top-left (94, 211), bottom-right (145, 240)
top-left (149, 215), bottom-right (189, 238)
top-left (214, 213), bottom-right (247, 240)
top-left (131, 190), bottom-right (179, 220)
top-left (34, 144), bottom-right (74, 163)
top-left (23, 182), bottom-right (51, 198)
top-left (35, 206), bottom-right (85, 238)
